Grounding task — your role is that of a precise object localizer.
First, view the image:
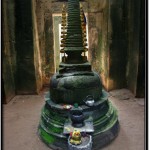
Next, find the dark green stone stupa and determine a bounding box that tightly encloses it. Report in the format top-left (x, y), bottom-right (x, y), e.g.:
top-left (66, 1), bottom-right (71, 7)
top-left (38, 0), bottom-right (119, 149)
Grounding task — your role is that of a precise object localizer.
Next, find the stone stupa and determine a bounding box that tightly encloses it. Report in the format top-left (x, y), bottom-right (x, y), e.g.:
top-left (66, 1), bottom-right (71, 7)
top-left (38, 0), bottom-right (119, 149)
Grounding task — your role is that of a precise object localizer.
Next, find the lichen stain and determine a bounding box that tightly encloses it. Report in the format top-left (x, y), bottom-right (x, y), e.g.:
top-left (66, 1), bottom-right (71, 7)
top-left (89, 28), bottom-right (98, 46)
top-left (88, 0), bottom-right (107, 11)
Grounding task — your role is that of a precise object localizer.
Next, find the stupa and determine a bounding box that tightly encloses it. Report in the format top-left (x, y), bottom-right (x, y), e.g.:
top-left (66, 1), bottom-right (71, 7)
top-left (38, 0), bottom-right (119, 149)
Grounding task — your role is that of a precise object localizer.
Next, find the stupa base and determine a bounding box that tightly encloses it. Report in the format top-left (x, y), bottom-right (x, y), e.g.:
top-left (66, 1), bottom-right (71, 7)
top-left (38, 91), bottom-right (119, 150)
top-left (38, 121), bottom-right (119, 150)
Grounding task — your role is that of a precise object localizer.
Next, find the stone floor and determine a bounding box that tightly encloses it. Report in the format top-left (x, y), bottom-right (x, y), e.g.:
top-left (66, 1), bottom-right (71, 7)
top-left (3, 89), bottom-right (145, 150)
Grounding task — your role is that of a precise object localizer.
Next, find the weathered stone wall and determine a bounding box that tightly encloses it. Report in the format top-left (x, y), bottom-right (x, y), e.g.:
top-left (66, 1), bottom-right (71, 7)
top-left (32, 0), bottom-right (43, 93)
top-left (35, 0), bottom-right (46, 84)
top-left (107, 0), bottom-right (127, 90)
top-left (35, 0), bottom-right (56, 85)
top-left (2, 0), bottom-right (16, 103)
top-left (125, 0), bottom-right (144, 96)
top-left (88, 0), bottom-right (145, 95)
top-left (88, 0), bottom-right (109, 89)
top-left (14, 0), bottom-right (43, 94)
top-left (88, 0), bottom-right (127, 91)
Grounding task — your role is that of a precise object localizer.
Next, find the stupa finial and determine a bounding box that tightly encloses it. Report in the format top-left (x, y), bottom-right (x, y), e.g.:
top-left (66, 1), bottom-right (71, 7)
top-left (60, 0), bottom-right (87, 63)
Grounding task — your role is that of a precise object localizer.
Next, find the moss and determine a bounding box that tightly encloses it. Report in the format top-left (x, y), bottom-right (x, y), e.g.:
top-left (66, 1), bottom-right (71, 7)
top-left (39, 128), bottom-right (56, 144)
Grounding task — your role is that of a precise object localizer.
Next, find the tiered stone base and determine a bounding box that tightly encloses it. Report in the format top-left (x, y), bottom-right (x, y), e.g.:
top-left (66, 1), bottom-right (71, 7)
top-left (38, 90), bottom-right (119, 150)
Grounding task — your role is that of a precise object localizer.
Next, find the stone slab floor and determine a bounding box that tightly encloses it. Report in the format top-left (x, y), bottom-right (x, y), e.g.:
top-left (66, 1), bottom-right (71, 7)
top-left (3, 89), bottom-right (145, 150)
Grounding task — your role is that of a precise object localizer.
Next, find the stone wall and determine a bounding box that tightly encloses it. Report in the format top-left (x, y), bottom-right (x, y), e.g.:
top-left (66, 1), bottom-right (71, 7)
top-left (2, 0), bottom-right (16, 103)
top-left (15, 0), bottom-right (38, 94)
top-left (35, 0), bottom-right (54, 85)
top-left (88, 0), bottom-right (109, 89)
top-left (125, 0), bottom-right (145, 97)
top-left (88, 0), bottom-right (127, 91)
top-left (32, 0), bottom-right (43, 93)
top-left (2, 0), bottom-right (43, 103)
top-left (88, 0), bottom-right (145, 96)
top-left (107, 0), bottom-right (127, 90)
